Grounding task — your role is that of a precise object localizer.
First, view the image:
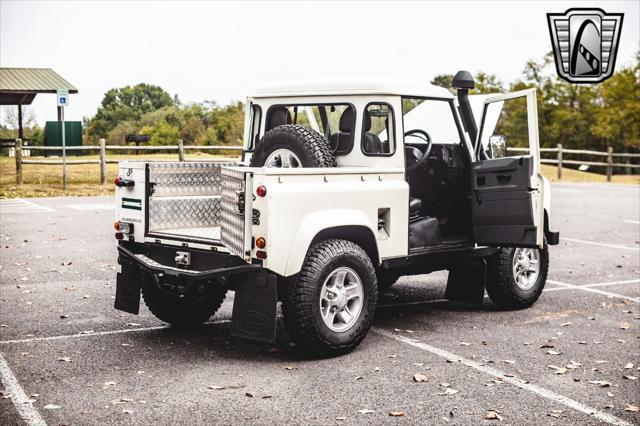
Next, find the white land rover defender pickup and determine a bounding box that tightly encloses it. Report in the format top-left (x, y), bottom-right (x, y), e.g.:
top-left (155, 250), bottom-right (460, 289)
top-left (114, 71), bottom-right (559, 356)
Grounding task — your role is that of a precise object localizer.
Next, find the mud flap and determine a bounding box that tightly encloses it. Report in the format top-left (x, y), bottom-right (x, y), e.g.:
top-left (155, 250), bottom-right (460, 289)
top-left (445, 258), bottom-right (486, 305)
top-left (231, 273), bottom-right (278, 343)
top-left (114, 267), bottom-right (142, 315)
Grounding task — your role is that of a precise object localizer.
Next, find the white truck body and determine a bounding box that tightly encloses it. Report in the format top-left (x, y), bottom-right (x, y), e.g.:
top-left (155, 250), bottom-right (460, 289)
top-left (113, 75), bottom-right (559, 352)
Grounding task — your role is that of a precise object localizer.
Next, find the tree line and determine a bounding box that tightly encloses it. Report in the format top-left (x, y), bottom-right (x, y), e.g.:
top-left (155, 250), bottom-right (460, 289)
top-left (1, 52), bottom-right (638, 153)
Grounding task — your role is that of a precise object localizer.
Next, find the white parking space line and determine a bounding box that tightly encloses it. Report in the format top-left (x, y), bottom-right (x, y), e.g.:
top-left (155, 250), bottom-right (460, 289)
top-left (0, 319), bottom-right (229, 345)
top-left (0, 352), bottom-right (47, 426)
top-left (544, 279), bottom-right (640, 292)
top-left (373, 328), bottom-right (632, 426)
top-left (68, 204), bottom-right (114, 211)
top-left (0, 199), bottom-right (54, 214)
top-left (562, 237), bottom-right (640, 252)
top-left (624, 220), bottom-right (639, 225)
top-left (547, 279), bottom-right (640, 302)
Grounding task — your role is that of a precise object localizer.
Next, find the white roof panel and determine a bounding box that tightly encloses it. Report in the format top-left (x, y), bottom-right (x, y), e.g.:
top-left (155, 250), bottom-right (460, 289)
top-left (253, 78), bottom-right (454, 99)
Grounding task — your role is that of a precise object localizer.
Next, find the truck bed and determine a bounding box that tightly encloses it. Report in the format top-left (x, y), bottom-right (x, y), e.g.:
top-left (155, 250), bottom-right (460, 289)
top-left (153, 226), bottom-right (221, 241)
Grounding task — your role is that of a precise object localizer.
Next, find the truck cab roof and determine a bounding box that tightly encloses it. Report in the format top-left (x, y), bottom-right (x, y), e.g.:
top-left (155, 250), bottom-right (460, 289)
top-left (253, 79), bottom-right (455, 99)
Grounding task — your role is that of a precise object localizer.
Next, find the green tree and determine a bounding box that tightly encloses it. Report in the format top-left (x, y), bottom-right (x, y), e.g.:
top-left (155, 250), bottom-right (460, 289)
top-left (87, 83), bottom-right (174, 139)
top-left (592, 64), bottom-right (640, 151)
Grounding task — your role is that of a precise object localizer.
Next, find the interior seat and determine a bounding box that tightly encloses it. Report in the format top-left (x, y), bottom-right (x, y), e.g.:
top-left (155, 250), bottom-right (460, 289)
top-left (266, 106), bottom-right (292, 131)
top-left (328, 106), bottom-right (355, 154)
top-left (362, 111), bottom-right (383, 154)
top-left (409, 197), bottom-right (422, 222)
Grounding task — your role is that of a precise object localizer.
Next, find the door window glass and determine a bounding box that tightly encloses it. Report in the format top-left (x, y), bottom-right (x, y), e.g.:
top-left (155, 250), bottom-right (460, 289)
top-left (479, 96), bottom-right (529, 158)
top-left (362, 103), bottom-right (394, 155)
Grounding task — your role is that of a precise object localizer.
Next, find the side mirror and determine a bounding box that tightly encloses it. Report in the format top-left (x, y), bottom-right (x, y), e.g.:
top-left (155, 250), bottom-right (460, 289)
top-left (488, 135), bottom-right (507, 159)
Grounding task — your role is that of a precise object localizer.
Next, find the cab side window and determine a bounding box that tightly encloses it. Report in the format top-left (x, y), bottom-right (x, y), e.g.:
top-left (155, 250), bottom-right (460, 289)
top-left (362, 103), bottom-right (394, 155)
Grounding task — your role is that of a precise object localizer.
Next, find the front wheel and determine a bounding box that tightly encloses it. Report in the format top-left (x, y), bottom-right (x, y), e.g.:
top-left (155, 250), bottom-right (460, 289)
top-left (485, 243), bottom-right (549, 310)
top-left (282, 239), bottom-right (377, 357)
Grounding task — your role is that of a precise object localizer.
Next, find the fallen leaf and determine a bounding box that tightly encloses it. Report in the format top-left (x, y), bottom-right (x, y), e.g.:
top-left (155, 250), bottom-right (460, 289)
top-left (560, 322), bottom-right (571, 327)
top-left (126, 323), bottom-right (141, 327)
top-left (43, 404), bottom-right (61, 410)
top-left (413, 363), bottom-right (423, 367)
top-left (389, 354), bottom-right (397, 358)
top-left (208, 385), bottom-right (225, 390)
top-left (103, 381), bottom-right (117, 387)
top-left (502, 360), bottom-right (515, 365)
top-left (439, 388), bottom-right (459, 396)
top-left (439, 382), bottom-right (451, 387)
top-left (373, 367), bottom-right (380, 372)
top-left (595, 360), bottom-right (607, 364)
top-left (122, 409), bottom-right (133, 414)
top-left (283, 366), bottom-right (297, 370)
top-left (566, 360), bottom-right (582, 369)
top-left (546, 350), bottom-right (562, 355)
top-left (389, 411), bottom-right (405, 417)
top-left (485, 410), bottom-right (503, 421)
top-left (59, 315), bottom-right (68, 319)
top-left (620, 323), bottom-right (630, 330)
top-left (82, 295), bottom-right (90, 299)
top-left (413, 373), bottom-right (428, 383)
top-left (57, 357), bottom-right (71, 362)
top-left (548, 365), bottom-right (568, 375)
top-left (624, 363), bottom-right (634, 369)
top-left (335, 417), bottom-right (347, 421)
top-left (623, 375), bottom-right (638, 381)
top-left (624, 405), bottom-right (640, 412)
top-left (358, 409), bottom-right (374, 414)
top-left (607, 392), bottom-right (614, 398)
top-left (245, 392), bottom-right (254, 398)
top-left (540, 342), bottom-right (554, 348)
top-left (354, 376), bottom-right (363, 380)
top-left (262, 395), bottom-right (273, 399)
top-left (588, 380), bottom-right (612, 387)
top-left (459, 342), bottom-right (471, 346)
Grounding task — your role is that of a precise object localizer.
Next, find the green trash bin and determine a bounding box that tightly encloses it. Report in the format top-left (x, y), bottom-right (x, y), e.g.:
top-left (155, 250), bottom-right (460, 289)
top-left (44, 121), bottom-right (83, 157)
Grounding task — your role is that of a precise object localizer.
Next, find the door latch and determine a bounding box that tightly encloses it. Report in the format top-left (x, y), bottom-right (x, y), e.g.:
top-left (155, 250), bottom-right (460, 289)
top-left (175, 251), bottom-right (191, 267)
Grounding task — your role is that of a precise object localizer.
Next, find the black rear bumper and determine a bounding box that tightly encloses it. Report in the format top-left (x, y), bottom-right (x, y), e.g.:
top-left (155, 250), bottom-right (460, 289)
top-left (115, 242), bottom-right (278, 343)
top-left (117, 243), bottom-right (260, 282)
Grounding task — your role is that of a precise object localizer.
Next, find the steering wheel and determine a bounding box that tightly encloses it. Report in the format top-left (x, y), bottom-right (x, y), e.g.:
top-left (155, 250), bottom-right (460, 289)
top-left (404, 129), bottom-right (433, 171)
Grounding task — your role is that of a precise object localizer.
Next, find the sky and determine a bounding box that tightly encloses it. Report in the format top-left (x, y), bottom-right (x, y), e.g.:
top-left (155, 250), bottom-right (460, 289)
top-left (1, 0), bottom-right (638, 127)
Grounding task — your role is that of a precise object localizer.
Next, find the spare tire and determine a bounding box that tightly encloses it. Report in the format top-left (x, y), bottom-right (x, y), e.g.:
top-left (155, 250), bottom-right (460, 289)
top-left (250, 124), bottom-right (336, 168)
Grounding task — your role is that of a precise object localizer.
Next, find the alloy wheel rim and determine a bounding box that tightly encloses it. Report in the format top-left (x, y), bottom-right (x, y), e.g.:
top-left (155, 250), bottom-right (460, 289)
top-left (319, 267), bottom-right (364, 332)
top-left (512, 248), bottom-right (540, 291)
top-left (265, 149), bottom-right (302, 168)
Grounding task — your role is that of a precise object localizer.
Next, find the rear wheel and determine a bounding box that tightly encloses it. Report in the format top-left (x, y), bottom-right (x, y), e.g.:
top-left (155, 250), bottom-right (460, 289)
top-left (486, 243), bottom-right (549, 309)
top-left (282, 239), bottom-right (377, 357)
top-left (142, 277), bottom-right (227, 326)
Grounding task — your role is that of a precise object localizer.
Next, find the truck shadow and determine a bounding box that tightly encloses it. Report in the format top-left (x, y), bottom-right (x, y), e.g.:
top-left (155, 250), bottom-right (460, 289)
top-left (122, 282), bottom-right (502, 361)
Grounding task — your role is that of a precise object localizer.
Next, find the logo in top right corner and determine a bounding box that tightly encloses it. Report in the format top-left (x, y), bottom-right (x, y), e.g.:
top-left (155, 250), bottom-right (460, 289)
top-left (547, 8), bottom-right (624, 83)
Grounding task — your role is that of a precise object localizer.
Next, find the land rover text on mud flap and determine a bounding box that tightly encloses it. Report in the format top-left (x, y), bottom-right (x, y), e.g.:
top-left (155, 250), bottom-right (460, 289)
top-left (114, 71), bottom-right (559, 357)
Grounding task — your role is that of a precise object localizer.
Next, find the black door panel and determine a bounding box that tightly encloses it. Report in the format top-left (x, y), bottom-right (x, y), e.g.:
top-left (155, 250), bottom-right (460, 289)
top-left (472, 156), bottom-right (537, 247)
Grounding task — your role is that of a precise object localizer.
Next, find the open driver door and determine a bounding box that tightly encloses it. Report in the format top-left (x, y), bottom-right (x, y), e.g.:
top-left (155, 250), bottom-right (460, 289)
top-left (471, 88), bottom-right (544, 248)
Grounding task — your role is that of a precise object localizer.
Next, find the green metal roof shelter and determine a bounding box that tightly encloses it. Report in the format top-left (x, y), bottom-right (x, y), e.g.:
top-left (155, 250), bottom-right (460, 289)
top-left (0, 67), bottom-right (78, 142)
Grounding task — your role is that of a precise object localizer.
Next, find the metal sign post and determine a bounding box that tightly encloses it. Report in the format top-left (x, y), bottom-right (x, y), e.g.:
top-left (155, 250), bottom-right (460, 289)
top-left (57, 90), bottom-right (69, 190)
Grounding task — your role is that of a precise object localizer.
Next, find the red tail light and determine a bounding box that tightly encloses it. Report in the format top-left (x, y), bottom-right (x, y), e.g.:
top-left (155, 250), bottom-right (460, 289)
top-left (114, 176), bottom-right (134, 187)
top-left (256, 250), bottom-right (267, 259)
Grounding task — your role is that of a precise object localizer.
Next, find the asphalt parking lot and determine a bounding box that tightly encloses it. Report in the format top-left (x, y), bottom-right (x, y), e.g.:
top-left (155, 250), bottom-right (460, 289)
top-left (0, 182), bottom-right (638, 426)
